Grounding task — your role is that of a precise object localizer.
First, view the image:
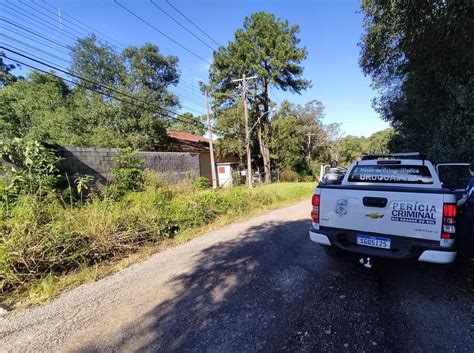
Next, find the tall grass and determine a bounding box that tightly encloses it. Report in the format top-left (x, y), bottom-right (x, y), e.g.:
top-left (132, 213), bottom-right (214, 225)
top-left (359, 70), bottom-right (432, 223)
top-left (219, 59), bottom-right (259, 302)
top-left (0, 179), bottom-right (315, 302)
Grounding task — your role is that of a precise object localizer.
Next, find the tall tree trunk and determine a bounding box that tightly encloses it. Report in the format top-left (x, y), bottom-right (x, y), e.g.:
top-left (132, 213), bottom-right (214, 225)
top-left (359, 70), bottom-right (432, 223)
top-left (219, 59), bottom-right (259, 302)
top-left (257, 123), bottom-right (271, 183)
top-left (261, 80), bottom-right (271, 183)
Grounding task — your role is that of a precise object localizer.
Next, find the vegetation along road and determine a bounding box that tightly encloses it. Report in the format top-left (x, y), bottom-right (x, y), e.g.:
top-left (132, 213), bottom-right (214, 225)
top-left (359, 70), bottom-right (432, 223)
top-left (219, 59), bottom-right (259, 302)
top-left (1, 201), bottom-right (472, 352)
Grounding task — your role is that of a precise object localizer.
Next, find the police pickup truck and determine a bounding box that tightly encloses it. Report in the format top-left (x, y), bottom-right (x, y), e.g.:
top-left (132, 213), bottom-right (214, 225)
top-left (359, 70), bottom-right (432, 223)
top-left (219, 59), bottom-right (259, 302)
top-left (309, 153), bottom-right (465, 264)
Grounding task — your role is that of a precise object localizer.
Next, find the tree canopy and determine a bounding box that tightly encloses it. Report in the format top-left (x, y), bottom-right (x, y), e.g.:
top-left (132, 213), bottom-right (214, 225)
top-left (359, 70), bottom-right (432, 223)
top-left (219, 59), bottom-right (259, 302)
top-left (333, 128), bottom-right (393, 167)
top-left (170, 112), bottom-right (206, 136)
top-left (1, 37), bottom-right (183, 150)
top-left (360, 0), bottom-right (474, 162)
top-left (0, 51), bottom-right (17, 87)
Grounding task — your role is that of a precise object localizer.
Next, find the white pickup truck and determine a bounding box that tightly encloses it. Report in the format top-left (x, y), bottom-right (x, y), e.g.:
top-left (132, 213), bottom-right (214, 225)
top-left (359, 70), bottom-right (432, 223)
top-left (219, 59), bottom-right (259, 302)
top-left (309, 153), bottom-right (468, 264)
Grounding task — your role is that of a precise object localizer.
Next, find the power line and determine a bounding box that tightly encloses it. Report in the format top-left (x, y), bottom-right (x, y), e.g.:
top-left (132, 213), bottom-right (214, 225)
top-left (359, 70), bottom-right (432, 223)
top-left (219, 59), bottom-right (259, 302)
top-left (165, 0), bottom-right (221, 48)
top-left (0, 37), bottom-right (71, 66)
top-left (3, 0), bottom-right (207, 99)
top-left (269, 89), bottom-right (282, 105)
top-left (2, 53), bottom-right (212, 131)
top-left (1, 3), bottom-right (208, 113)
top-left (169, 88), bottom-right (205, 107)
top-left (38, 0), bottom-right (125, 50)
top-left (2, 2), bottom-right (79, 44)
top-left (0, 17), bottom-right (206, 112)
top-left (4, 0), bottom-right (207, 100)
top-left (0, 24), bottom-right (72, 56)
top-left (25, 0), bottom-right (123, 50)
top-left (16, 0), bottom-right (92, 39)
top-left (14, 0), bottom-right (88, 42)
top-left (2, 54), bottom-right (156, 112)
top-left (149, 0), bottom-right (216, 51)
top-left (0, 18), bottom-right (73, 52)
top-left (20, 0), bottom-right (283, 109)
top-left (113, 0), bottom-right (211, 65)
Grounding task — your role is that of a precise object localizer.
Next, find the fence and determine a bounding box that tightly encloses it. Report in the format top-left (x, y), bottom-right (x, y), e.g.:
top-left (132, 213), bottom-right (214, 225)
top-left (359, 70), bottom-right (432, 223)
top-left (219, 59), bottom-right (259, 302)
top-left (58, 147), bottom-right (201, 183)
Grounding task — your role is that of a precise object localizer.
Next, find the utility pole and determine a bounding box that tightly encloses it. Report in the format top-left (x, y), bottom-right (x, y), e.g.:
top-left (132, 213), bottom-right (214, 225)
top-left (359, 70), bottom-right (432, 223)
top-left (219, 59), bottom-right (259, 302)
top-left (205, 89), bottom-right (218, 189)
top-left (306, 133), bottom-right (316, 162)
top-left (232, 74), bottom-right (257, 188)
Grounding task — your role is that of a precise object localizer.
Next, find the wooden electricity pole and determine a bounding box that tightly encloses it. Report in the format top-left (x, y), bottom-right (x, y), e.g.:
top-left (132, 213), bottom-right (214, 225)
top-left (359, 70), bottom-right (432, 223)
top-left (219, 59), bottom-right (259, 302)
top-left (306, 132), bottom-right (316, 162)
top-left (232, 74), bottom-right (257, 188)
top-left (205, 89), bottom-right (218, 189)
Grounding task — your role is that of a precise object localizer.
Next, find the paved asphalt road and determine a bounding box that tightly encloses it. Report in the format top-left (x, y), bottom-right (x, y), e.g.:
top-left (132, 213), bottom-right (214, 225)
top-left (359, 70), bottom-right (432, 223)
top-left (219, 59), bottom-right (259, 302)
top-left (1, 200), bottom-right (473, 352)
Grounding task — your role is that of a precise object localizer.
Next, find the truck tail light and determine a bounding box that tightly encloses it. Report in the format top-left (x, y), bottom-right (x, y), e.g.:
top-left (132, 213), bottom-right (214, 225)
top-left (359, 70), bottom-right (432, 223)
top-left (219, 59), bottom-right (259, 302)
top-left (311, 194), bottom-right (320, 224)
top-left (441, 203), bottom-right (457, 239)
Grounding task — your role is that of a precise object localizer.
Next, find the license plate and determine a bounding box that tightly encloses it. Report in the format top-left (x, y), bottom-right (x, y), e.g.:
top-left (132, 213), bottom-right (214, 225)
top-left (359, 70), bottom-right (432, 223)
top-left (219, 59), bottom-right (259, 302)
top-left (356, 235), bottom-right (391, 249)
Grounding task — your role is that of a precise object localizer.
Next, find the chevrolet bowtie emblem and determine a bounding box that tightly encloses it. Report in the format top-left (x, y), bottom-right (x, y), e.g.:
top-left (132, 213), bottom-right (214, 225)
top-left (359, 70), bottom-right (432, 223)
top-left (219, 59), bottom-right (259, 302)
top-left (365, 213), bottom-right (384, 219)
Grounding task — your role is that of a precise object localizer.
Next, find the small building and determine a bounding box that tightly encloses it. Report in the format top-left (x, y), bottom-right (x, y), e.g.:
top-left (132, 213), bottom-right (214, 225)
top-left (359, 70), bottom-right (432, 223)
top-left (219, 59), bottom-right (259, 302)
top-left (214, 154), bottom-right (242, 187)
top-left (167, 130), bottom-right (241, 187)
top-left (167, 130), bottom-right (212, 180)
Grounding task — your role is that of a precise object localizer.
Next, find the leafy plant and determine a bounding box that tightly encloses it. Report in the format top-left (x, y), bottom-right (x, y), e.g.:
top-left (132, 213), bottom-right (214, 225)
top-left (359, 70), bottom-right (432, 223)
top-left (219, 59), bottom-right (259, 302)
top-left (73, 173), bottom-right (94, 205)
top-left (0, 138), bottom-right (60, 196)
top-left (192, 176), bottom-right (211, 190)
top-left (108, 148), bottom-right (144, 199)
top-left (279, 169), bottom-right (300, 182)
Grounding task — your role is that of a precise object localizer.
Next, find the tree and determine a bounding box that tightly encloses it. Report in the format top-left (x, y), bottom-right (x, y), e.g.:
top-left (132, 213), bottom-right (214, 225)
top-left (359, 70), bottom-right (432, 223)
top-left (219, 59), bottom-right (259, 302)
top-left (1, 37), bottom-right (183, 151)
top-left (0, 71), bottom-right (70, 142)
top-left (0, 51), bottom-right (17, 87)
top-left (214, 99), bottom-right (247, 163)
top-left (360, 1), bottom-right (474, 162)
top-left (170, 112), bottom-right (205, 136)
top-left (70, 35), bottom-right (125, 90)
top-left (338, 136), bottom-right (364, 166)
top-left (210, 12), bottom-right (310, 182)
top-left (366, 128), bottom-right (393, 154)
top-left (121, 43), bottom-right (179, 110)
top-left (270, 115), bottom-right (306, 172)
top-left (68, 37), bottom-right (181, 150)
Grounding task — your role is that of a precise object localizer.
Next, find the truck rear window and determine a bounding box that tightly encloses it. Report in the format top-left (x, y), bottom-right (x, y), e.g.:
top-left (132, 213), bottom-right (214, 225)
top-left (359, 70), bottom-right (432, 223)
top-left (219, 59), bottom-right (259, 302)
top-left (348, 165), bottom-right (433, 184)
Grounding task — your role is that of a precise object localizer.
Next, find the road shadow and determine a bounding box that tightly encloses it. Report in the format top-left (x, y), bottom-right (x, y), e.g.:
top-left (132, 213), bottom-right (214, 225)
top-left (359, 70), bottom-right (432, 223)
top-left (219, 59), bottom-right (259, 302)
top-left (76, 219), bottom-right (474, 353)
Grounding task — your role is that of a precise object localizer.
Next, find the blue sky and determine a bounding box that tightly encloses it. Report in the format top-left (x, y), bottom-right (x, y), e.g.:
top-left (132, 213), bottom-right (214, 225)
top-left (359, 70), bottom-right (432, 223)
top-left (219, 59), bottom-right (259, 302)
top-left (1, 0), bottom-right (389, 137)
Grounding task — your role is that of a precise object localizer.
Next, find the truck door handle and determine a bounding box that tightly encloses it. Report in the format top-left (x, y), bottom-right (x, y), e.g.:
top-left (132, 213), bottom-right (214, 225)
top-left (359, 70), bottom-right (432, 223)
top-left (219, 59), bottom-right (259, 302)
top-left (363, 197), bottom-right (388, 208)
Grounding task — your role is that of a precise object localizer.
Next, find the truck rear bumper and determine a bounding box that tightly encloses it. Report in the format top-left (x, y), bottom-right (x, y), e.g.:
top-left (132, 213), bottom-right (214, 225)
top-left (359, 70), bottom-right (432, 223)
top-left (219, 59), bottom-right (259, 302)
top-left (309, 230), bottom-right (331, 246)
top-left (417, 250), bottom-right (457, 264)
top-left (309, 228), bottom-right (457, 264)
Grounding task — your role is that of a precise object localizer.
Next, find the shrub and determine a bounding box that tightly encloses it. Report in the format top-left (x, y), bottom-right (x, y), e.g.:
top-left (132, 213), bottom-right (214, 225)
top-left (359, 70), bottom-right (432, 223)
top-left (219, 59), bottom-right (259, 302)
top-left (0, 138), bottom-right (60, 196)
top-left (301, 175), bottom-right (315, 182)
top-left (279, 169), bottom-right (300, 182)
top-left (193, 176), bottom-right (211, 190)
top-left (73, 174), bottom-right (94, 204)
top-left (107, 148), bottom-right (144, 199)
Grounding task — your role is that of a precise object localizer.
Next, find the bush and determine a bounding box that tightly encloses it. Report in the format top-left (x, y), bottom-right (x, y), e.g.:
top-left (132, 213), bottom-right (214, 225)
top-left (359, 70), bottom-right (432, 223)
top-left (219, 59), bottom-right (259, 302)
top-left (279, 169), bottom-right (300, 182)
top-left (193, 176), bottom-right (211, 190)
top-left (0, 138), bottom-right (60, 196)
top-left (301, 175), bottom-right (315, 182)
top-left (107, 148), bottom-right (144, 199)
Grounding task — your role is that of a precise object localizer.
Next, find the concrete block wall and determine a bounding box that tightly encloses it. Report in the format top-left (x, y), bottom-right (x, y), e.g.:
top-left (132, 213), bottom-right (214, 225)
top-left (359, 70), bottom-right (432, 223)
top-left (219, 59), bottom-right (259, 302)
top-left (58, 147), bottom-right (201, 183)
